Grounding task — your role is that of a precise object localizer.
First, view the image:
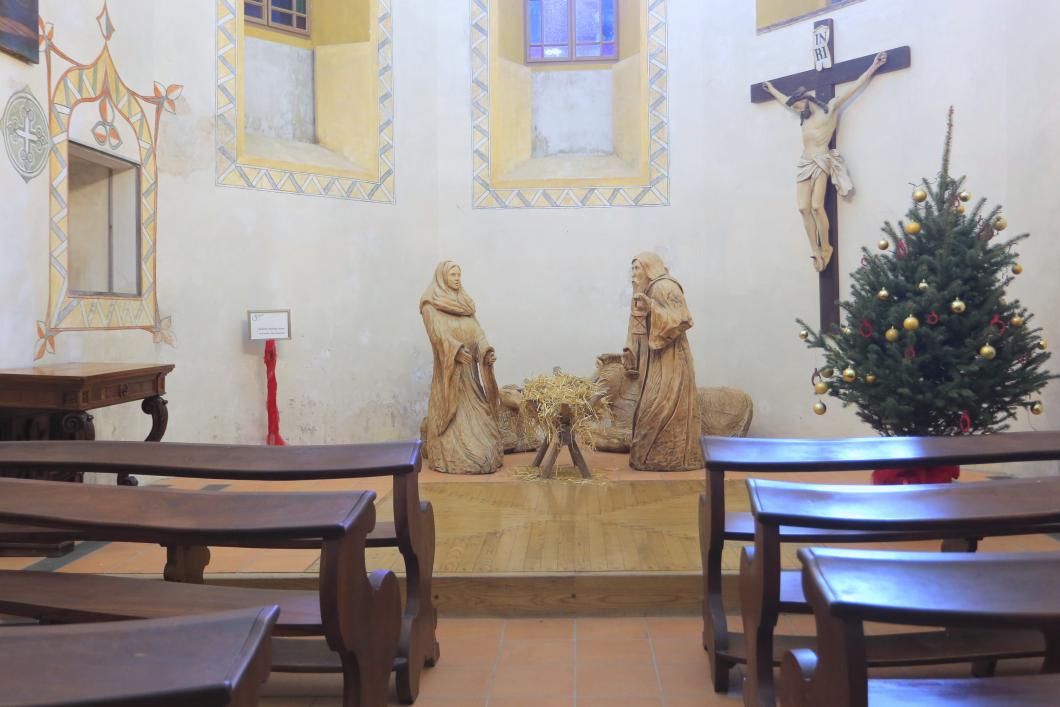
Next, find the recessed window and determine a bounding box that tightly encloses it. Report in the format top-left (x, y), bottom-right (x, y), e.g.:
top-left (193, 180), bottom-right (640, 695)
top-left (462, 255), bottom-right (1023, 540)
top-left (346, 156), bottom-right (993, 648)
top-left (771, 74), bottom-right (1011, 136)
top-left (756, 0), bottom-right (864, 31)
top-left (67, 142), bottom-right (141, 297)
top-left (526, 0), bottom-right (617, 63)
top-left (245, 0), bottom-right (310, 35)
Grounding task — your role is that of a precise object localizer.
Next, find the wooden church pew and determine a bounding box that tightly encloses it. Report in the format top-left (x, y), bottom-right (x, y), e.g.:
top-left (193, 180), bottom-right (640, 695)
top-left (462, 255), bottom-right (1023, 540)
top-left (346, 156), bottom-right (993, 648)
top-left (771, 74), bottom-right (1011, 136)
top-left (0, 606), bottom-right (279, 707)
top-left (743, 474), bottom-right (1060, 706)
top-left (0, 477), bottom-right (399, 707)
top-left (781, 548), bottom-right (1060, 707)
top-left (0, 439), bottom-right (437, 704)
top-left (699, 431), bottom-right (1060, 696)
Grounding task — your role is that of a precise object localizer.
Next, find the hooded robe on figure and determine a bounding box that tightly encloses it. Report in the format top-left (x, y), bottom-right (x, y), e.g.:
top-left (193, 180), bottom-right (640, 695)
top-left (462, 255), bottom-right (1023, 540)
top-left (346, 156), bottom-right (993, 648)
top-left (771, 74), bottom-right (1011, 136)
top-left (420, 261), bottom-right (502, 474)
top-left (629, 253), bottom-right (704, 471)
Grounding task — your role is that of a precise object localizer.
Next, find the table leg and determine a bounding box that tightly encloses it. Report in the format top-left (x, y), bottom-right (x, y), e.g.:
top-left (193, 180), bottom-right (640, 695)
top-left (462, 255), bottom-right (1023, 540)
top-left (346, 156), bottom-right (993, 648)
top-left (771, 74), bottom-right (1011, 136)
top-left (120, 396), bottom-right (169, 487)
top-left (701, 471), bottom-right (735, 693)
top-left (741, 521), bottom-right (782, 707)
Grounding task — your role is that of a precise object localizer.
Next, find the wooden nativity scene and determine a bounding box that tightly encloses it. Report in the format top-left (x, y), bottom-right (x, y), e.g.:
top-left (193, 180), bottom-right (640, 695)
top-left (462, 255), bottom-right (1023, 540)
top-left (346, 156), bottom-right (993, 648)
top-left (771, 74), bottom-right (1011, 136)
top-left (4, 1), bottom-right (1060, 707)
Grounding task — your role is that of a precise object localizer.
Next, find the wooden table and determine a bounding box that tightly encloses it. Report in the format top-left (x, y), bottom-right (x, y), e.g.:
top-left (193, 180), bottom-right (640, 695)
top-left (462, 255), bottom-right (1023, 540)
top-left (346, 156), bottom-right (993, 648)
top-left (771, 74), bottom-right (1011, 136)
top-left (0, 362), bottom-right (174, 486)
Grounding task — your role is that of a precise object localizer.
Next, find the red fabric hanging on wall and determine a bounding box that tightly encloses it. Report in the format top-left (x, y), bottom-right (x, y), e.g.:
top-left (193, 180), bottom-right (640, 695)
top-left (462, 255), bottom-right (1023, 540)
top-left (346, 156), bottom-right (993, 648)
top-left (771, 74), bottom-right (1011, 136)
top-left (264, 339), bottom-right (286, 446)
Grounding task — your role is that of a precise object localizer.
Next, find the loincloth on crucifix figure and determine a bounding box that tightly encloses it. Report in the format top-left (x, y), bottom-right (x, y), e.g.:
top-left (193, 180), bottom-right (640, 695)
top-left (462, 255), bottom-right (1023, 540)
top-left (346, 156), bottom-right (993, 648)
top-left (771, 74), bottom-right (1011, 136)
top-left (796, 149), bottom-right (853, 198)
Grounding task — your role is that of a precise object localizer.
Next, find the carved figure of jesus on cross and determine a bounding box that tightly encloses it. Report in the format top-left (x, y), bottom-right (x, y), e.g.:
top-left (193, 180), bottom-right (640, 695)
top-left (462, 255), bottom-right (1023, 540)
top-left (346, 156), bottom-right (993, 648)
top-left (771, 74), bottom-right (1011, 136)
top-left (752, 19), bottom-right (910, 330)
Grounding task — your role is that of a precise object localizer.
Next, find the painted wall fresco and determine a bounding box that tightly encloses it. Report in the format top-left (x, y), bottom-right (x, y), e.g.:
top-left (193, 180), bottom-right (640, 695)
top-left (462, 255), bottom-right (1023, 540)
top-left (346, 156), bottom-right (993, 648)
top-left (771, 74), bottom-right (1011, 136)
top-left (34, 3), bottom-right (182, 359)
top-left (213, 0), bottom-right (395, 202)
top-left (470, 0), bottom-right (669, 209)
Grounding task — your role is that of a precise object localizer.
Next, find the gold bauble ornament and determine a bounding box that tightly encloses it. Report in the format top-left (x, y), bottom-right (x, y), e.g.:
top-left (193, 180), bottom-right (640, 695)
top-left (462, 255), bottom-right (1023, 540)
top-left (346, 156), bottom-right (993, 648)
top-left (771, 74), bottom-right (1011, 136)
top-left (999, 296), bottom-right (1008, 306)
top-left (1031, 402), bottom-right (1044, 415)
top-left (865, 373), bottom-right (878, 384)
top-left (912, 188), bottom-right (928, 203)
top-left (1012, 263), bottom-right (1023, 275)
top-left (903, 314), bottom-right (920, 331)
top-left (813, 401), bottom-right (827, 416)
top-left (877, 288), bottom-right (891, 301)
top-left (814, 381), bottom-right (829, 395)
top-left (904, 221), bottom-right (922, 236)
top-left (885, 327), bottom-right (900, 342)
top-left (1039, 339), bottom-right (1049, 351)
top-left (799, 329), bottom-right (809, 341)
top-left (819, 367), bottom-right (834, 378)
top-left (877, 239), bottom-right (890, 251)
top-left (842, 367), bottom-right (857, 382)
top-left (1011, 315), bottom-right (1025, 327)
top-left (917, 280), bottom-right (930, 292)
top-left (950, 298), bottom-right (966, 314)
top-left (959, 190), bottom-right (972, 202)
top-left (841, 326), bottom-right (853, 336)
top-left (980, 344), bottom-right (997, 360)
top-left (993, 216), bottom-right (1008, 231)
top-left (956, 204), bottom-right (966, 215)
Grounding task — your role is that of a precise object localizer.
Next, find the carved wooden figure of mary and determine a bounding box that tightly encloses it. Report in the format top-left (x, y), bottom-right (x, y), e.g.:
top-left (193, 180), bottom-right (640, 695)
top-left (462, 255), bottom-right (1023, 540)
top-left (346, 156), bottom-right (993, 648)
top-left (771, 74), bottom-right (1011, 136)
top-left (420, 261), bottom-right (503, 474)
top-left (628, 253), bottom-right (704, 471)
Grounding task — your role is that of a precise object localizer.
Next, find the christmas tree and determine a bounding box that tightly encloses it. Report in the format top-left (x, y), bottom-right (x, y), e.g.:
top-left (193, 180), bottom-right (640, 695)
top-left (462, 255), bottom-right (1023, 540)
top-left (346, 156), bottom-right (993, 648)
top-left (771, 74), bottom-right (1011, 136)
top-left (798, 109), bottom-right (1054, 436)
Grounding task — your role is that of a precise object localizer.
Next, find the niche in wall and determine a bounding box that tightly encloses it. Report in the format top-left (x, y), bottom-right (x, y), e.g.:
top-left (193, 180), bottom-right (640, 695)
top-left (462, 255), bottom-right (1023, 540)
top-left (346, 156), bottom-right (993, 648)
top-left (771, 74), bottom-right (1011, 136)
top-left (471, 0), bottom-right (669, 208)
top-left (215, 0), bottom-right (395, 202)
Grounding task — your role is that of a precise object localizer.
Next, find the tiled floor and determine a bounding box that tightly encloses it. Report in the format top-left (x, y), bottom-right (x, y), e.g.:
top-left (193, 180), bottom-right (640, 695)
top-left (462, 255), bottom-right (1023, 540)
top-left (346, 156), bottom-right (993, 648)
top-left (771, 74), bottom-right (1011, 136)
top-left (260, 614), bottom-right (737, 706)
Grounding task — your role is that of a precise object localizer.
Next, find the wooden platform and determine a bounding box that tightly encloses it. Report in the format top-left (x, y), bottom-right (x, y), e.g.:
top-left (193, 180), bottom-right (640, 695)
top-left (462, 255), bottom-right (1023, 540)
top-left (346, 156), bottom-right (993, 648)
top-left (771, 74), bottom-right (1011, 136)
top-left (2, 449), bottom-right (1057, 615)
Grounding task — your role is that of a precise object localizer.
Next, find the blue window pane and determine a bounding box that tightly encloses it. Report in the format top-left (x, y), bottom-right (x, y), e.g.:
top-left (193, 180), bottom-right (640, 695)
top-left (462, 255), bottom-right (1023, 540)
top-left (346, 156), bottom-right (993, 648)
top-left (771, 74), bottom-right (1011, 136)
top-left (599, 41), bottom-right (617, 57)
top-left (529, 45), bottom-right (544, 59)
top-left (543, 45), bottom-right (570, 59)
top-left (529, 0), bottom-right (542, 44)
top-left (272, 0), bottom-right (293, 9)
top-left (296, 0), bottom-right (306, 13)
top-left (576, 43), bottom-right (602, 57)
top-left (272, 9), bottom-right (293, 26)
top-left (601, 0), bottom-right (616, 42)
top-left (295, 15), bottom-right (306, 29)
top-left (543, 0), bottom-right (569, 45)
top-left (575, 0), bottom-right (601, 42)
top-left (244, 3), bottom-right (263, 19)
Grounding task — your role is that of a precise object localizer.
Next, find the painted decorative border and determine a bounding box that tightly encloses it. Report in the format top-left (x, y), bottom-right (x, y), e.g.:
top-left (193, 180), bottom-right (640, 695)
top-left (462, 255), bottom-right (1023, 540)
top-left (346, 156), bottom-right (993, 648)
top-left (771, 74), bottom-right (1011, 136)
top-left (214, 0), bottom-right (395, 202)
top-left (36, 5), bottom-right (181, 359)
top-left (470, 0), bottom-right (669, 209)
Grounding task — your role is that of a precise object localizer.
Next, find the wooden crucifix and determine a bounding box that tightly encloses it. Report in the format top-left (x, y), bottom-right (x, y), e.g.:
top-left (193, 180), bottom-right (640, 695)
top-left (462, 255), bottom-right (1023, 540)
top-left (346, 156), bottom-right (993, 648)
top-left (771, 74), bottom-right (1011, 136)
top-left (752, 19), bottom-right (910, 331)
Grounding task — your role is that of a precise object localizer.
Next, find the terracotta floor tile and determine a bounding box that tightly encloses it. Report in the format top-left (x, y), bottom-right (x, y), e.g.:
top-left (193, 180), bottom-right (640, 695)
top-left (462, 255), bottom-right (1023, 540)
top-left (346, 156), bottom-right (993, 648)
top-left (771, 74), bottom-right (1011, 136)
top-left (439, 635), bottom-right (501, 666)
top-left (487, 697), bottom-right (572, 707)
top-left (258, 698), bottom-right (316, 706)
top-left (576, 662), bottom-right (660, 697)
top-left (650, 636), bottom-right (711, 666)
top-left (665, 694), bottom-right (743, 706)
top-left (577, 698), bottom-right (663, 707)
top-left (416, 664), bottom-right (492, 699)
top-left (436, 617), bottom-right (504, 641)
top-left (657, 661), bottom-right (716, 697)
top-left (0, 557), bottom-right (34, 570)
top-left (499, 638), bottom-right (574, 666)
top-left (577, 638), bottom-right (653, 663)
top-left (503, 617), bottom-right (575, 641)
top-left (646, 615), bottom-right (701, 638)
top-left (490, 662), bottom-right (574, 697)
top-left (260, 672), bottom-right (343, 697)
top-left (237, 548), bottom-right (321, 573)
top-left (576, 616), bottom-right (648, 639)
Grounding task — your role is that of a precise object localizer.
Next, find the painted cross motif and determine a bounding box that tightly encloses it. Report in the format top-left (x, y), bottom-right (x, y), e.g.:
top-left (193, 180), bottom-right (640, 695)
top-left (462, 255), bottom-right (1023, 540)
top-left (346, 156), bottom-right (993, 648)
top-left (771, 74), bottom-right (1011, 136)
top-left (2, 87), bottom-right (49, 181)
top-left (752, 19), bottom-right (911, 331)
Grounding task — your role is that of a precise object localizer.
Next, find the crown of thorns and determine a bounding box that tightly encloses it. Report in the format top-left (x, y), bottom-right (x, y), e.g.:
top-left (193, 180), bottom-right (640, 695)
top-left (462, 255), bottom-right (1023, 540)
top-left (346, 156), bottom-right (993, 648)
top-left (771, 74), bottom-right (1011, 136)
top-left (786, 87), bottom-right (829, 112)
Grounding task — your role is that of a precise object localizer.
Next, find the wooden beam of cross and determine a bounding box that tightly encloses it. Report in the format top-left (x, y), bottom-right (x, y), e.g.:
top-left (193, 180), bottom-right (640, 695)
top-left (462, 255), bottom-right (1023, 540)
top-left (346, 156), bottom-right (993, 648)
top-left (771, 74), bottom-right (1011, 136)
top-left (751, 19), bottom-right (910, 331)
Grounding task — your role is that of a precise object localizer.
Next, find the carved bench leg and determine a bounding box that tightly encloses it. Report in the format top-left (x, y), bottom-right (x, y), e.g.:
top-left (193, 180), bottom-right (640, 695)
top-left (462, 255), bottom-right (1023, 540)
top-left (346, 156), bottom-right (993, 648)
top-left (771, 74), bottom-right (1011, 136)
top-left (163, 545), bottom-right (210, 584)
top-left (700, 480), bottom-right (735, 694)
top-left (320, 512), bottom-right (401, 707)
top-left (741, 523), bottom-right (782, 707)
top-left (394, 473), bottom-right (440, 704)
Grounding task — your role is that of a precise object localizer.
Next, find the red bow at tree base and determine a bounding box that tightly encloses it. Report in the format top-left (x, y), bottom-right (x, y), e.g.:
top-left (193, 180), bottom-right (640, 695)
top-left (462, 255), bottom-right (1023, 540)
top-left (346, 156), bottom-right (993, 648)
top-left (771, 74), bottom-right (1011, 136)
top-left (871, 465), bottom-right (959, 485)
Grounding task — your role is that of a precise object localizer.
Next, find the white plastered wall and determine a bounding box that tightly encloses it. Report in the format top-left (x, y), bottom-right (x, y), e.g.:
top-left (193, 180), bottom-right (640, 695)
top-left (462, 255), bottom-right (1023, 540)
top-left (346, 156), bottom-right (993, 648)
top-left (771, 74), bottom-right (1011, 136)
top-left (0, 0), bottom-right (1058, 478)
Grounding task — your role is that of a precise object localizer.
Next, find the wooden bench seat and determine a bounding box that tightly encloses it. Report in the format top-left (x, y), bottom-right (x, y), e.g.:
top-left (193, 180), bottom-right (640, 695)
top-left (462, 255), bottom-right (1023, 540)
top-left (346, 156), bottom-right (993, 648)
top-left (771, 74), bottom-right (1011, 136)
top-left (0, 439), bottom-right (437, 704)
top-left (0, 606), bottom-right (278, 707)
top-left (742, 474), bottom-right (1060, 706)
top-left (0, 477), bottom-right (399, 707)
top-left (700, 431), bottom-right (1060, 701)
top-left (781, 548), bottom-right (1060, 707)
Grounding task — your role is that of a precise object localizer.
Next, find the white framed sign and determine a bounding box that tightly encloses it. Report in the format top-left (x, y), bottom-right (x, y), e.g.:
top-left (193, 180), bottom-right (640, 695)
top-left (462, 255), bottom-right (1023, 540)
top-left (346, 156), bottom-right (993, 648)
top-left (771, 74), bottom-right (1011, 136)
top-left (248, 309), bottom-right (291, 340)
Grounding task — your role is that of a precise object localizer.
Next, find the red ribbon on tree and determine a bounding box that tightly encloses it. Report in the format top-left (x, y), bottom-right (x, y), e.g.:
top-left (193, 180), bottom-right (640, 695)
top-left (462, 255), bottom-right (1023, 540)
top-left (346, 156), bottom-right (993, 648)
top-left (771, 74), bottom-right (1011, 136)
top-left (264, 339), bottom-right (286, 446)
top-left (990, 314), bottom-right (1008, 335)
top-left (959, 410), bottom-right (972, 433)
top-left (926, 311), bottom-right (940, 325)
top-left (896, 239), bottom-right (909, 259)
top-left (903, 346), bottom-right (917, 360)
top-left (859, 318), bottom-right (875, 338)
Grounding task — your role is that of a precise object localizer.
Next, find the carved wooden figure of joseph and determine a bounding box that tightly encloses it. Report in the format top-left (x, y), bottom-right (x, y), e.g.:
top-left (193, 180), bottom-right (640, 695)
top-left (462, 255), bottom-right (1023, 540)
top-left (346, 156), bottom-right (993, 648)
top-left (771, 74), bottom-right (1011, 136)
top-left (628, 253), bottom-right (704, 471)
top-left (421, 261), bottom-right (503, 474)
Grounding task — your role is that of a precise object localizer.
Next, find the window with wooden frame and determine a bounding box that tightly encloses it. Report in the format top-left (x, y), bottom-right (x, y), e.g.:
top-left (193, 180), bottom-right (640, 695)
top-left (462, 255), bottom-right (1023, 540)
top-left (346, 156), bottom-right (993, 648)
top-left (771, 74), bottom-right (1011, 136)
top-left (245, 0), bottom-right (310, 35)
top-left (526, 0), bottom-right (617, 63)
